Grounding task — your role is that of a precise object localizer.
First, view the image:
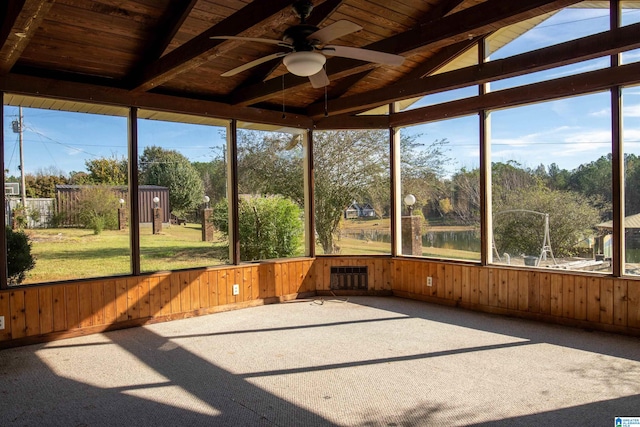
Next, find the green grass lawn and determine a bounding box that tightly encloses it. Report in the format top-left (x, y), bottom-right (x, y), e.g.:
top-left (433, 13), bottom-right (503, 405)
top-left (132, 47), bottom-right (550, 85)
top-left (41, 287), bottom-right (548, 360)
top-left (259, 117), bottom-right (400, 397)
top-left (22, 219), bottom-right (478, 284)
top-left (24, 224), bottom-right (228, 284)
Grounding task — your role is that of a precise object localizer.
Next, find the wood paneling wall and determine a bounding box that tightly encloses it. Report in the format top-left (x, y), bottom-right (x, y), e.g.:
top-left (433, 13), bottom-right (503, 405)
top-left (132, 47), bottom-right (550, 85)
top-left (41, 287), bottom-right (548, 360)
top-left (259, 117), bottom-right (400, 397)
top-left (391, 259), bottom-right (640, 336)
top-left (0, 259), bottom-right (314, 348)
top-left (2, 256), bottom-right (639, 347)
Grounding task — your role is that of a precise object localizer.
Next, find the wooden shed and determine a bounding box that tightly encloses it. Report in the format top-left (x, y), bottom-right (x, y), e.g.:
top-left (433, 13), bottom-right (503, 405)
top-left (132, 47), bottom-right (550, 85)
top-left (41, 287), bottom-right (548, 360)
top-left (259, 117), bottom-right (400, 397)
top-left (55, 185), bottom-right (170, 226)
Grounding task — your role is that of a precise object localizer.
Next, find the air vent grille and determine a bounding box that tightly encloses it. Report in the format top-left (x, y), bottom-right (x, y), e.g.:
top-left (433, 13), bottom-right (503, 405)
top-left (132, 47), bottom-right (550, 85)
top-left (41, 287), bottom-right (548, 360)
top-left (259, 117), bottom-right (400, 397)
top-left (330, 266), bottom-right (368, 290)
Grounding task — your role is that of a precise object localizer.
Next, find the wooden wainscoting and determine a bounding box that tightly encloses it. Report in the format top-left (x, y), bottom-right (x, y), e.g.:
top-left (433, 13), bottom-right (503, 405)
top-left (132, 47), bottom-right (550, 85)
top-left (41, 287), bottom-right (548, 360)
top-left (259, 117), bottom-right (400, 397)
top-left (0, 259), bottom-right (315, 348)
top-left (391, 259), bottom-right (640, 336)
top-left (313, 256), bottom-right (392, 294)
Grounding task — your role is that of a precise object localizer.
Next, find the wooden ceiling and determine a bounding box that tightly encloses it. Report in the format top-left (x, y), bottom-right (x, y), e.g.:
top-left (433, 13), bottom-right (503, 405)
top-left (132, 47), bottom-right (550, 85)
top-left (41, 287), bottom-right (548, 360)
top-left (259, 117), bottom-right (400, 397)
top-left (0, 0), bottom-right (633, 128)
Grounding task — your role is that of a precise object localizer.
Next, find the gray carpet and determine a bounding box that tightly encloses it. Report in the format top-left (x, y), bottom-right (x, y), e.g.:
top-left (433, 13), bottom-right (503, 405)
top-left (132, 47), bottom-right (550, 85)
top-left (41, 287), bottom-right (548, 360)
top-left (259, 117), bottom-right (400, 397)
top-left (1, 296), bottom-right (639, 426)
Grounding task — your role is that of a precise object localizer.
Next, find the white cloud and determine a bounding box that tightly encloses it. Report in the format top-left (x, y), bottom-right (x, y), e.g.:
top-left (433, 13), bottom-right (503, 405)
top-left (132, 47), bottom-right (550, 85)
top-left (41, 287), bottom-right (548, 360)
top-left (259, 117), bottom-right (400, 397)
top-left (590, 108), bottom-right (610, 117)
top-left (624, 104), bottom-right (640, 117)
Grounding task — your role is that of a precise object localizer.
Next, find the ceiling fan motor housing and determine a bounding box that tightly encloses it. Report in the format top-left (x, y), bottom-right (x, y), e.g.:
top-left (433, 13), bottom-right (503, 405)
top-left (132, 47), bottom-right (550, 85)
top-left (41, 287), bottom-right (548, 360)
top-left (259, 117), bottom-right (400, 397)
top-left (283, 25), bottom-right (320, 51)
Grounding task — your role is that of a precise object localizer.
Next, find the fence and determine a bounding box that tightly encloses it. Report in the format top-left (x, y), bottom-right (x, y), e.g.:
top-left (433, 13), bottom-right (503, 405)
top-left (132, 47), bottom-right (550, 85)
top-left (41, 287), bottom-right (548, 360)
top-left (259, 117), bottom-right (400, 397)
top-left (5, 198), bottom-right (55, 228)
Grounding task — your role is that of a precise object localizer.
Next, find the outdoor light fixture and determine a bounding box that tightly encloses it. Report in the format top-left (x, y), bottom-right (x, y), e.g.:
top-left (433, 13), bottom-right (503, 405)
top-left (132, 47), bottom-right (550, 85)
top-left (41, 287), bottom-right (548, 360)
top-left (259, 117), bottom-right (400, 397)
top-left (404, 194), bottom-right (416, 216)
top-left (153, 196), bottom-right (160, 208)
top-left (119, 198), bottom-right (125, 207)
top-left (203, 195), bottom-right (210, 208)
top-left (282, 51), bottom-right (326, 77)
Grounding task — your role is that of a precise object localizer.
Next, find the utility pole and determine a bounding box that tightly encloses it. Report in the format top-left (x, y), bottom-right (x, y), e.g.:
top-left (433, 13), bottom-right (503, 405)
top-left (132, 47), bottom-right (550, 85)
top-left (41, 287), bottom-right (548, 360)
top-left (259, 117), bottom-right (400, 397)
top-left (12, 107), bottom-right (27, 206)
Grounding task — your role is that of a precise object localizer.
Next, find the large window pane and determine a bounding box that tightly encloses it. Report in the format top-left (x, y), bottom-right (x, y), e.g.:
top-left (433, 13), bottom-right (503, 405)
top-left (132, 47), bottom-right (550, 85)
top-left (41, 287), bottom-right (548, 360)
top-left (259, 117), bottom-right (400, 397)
top-left (622, 2), bottom-right (640, 64)
top-left (314, 130), bottom-right (390, 255)
top-left (3, 99), bottom-right (129, 284)
top-left (623, 84), bottom-right (640, 275)
top-left (137, 112), bottom-right (228, 272)
top-left (400, 116), bottom-right (480, 261)
top-left (235, 124), bottom-right (306, 261)
top-left (490, 93), bottom-right (612, 273)
top-left (486, 4), bottom-right (609, 92)
top-left (489, 4), bottom-right (609, 61)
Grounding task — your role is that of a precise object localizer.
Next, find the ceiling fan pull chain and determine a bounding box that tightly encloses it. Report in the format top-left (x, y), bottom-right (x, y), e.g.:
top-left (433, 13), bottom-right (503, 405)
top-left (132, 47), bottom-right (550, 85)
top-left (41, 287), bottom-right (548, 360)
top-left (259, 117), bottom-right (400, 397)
top-left (282, 74), bottom-right (286, 119)
top-left (324, 64), bottom-right (329, 117)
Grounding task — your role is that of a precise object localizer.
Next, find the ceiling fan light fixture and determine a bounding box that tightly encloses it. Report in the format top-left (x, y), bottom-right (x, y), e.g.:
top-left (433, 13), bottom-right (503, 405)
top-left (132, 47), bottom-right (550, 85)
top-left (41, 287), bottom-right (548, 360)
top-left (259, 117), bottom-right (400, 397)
top-left (283, 51), bottom-right (326, 77)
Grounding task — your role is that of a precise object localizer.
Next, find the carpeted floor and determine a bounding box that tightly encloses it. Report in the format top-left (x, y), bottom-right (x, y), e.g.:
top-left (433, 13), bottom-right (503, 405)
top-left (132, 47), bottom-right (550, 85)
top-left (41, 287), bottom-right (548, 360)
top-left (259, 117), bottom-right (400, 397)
top-left (1, 296), bottom-right (639, 426)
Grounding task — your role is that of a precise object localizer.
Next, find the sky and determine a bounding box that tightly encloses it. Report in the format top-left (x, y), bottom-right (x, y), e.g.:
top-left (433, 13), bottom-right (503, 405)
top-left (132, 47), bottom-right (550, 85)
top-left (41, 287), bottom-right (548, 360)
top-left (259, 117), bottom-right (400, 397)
top-left (3, 5), bottom-right (640, 179)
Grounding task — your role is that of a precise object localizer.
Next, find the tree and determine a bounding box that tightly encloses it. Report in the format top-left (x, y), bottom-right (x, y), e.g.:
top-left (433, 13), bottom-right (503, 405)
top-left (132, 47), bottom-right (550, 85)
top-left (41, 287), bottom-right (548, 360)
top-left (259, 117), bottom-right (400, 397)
top-left (24, 167), bottom-right (69, 198)
top-left (212, 196), bottom-right (303, 261)
top-left (400, 136), bottom-right (451, 219)
top-left (139, 146), bottom-right (204, 216)
top-left (450, 167), bottom-right (480, 224)
top-left (493, 187), bottom-right (602, 257)
top-left (193, 158), bottom-right (227, 204)
top-left (624, 154), bottom-right (640, 215)
top-left (84, 156), bottom-right (128, 185)
top-left (567, 154), bottom-right (612, 219)
top-left (236, 130), bottom-right (304, 206)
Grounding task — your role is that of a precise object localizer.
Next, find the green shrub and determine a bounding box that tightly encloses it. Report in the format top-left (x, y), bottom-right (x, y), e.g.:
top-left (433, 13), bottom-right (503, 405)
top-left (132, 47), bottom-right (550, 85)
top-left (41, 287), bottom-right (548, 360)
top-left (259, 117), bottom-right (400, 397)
top-left (75, 185), bottom-right (120, 234)
top-left (11, 204), bottom-right (28, 229)
top-left (6, 226), bottom-right (36, 285)
top-left (213, 195), bottom-right (304, 261)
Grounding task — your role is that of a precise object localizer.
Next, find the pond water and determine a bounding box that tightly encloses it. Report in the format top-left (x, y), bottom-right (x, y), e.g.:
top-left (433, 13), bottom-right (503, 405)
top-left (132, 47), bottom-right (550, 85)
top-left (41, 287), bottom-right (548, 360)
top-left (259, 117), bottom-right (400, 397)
top-left (343, 228), bottom-right (481, 252)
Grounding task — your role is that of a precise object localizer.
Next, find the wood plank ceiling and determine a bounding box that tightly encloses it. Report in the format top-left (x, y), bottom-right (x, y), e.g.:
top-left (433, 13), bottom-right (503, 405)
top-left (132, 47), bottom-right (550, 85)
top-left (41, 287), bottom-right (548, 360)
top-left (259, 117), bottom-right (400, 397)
top-left (0, 0), bottom-right (620, 128)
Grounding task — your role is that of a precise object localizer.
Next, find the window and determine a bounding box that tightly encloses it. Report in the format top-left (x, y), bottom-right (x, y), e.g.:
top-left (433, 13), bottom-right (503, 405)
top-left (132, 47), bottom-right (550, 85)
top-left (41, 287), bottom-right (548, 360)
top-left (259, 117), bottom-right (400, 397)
top-left (487, 5), bottom-right (610, 92)
top-left (621, 2), bottom-right (640, 64)
top-left (137, 111), bottom-right (229, 272)
top-left (623, 84), bottom-right (640, 275)
top-left (400, 116), bottom-right (480, 261)
top-left (3, 98), bottom-right (129, 284)
top-left (314, 130), bottom-right (390, 255)
top-left (490, 93), bottom-right (612, 273)
top-left (235, 124), bottom-right (306, 261)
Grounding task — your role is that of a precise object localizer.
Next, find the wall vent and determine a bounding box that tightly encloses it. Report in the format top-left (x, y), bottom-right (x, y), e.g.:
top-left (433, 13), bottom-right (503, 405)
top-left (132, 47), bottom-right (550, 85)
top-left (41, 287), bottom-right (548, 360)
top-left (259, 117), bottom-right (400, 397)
top-left (330, 266), bottom-right (368, 290)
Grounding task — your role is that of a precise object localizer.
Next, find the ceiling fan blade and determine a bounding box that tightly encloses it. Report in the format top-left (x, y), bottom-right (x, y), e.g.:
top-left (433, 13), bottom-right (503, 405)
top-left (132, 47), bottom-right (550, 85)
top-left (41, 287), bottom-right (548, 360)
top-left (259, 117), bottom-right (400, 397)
top-left (210, 35), bottom-right (292, 48)
top-left (322, 45), bottom-right (405, 66)
top-left (308, 20), bottom-right (362, 44)
top-left (221, 52), bottom-right (287, 77)
top-left (308, 68), bottom-right (330, 88)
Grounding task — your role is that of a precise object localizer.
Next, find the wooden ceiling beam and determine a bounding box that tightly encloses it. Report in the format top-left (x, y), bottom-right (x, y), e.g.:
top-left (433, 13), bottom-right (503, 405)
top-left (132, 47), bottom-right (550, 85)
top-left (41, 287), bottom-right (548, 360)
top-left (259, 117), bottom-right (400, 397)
top-left (142, 0), bottom-right (199, 62)
top-left (313, 113), bottom-right (389, 130)
top-left (0, 0), bottom-right (54, 74)
top-left (230, 0), bottom-right (581, 106)
top-left (307, 21), bottom-right (640, 118)
top-left (0, 73), bottom-right (313, 129)
top-left (389, 60), bottom-right (640, 128)
top-left (130, 0), bottom-right (301, 92)
top-left (422, 0), bottom-right (467, 22)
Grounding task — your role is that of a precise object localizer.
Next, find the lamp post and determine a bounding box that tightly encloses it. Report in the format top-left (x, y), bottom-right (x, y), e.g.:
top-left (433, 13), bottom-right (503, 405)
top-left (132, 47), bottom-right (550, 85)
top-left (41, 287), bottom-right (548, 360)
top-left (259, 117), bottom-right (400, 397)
top-left (202, 195), bottom-right (213, 241)
top-left (404, 194), bottom-right (416, 216)
top-left (152, 196), bottom-right (162, 234)
top-left (118, 198), bottom-right (127, 230)
top-left (402, 194), bottom-right (421, 255)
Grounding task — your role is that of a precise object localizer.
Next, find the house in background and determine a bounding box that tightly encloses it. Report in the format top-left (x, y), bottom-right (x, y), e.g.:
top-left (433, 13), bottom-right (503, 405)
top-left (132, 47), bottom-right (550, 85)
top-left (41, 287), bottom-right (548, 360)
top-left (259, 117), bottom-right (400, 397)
top-left (344, 201), bottom-right (376, 219)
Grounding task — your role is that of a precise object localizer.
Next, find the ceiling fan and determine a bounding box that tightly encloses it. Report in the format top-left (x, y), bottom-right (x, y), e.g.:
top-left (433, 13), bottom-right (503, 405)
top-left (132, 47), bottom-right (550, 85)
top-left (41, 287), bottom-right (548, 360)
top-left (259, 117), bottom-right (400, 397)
top-left (211, 0), bottom-right (405, 88)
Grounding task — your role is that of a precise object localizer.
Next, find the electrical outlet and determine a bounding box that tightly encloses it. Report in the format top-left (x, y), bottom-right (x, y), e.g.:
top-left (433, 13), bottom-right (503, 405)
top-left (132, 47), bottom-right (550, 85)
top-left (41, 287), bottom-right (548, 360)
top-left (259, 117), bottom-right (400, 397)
top-left (0, 316), bottom-right (4, 330)
top-left (232, 284), bottom-right (240, 296)
top-left (427, 277), bottom-right (433, 287)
